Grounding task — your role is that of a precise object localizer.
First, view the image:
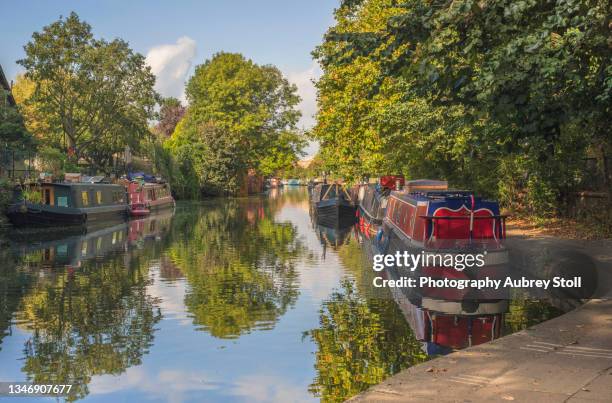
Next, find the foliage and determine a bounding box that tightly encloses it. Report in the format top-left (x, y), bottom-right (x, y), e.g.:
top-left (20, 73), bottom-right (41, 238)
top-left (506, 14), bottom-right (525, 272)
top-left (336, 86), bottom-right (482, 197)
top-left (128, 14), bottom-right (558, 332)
top-left (10, 75), bottom-right (48, 143)
top-left (154, 97), bottom-right (185, 137)
top-left (36, 145), bottom-right (66, 175)
top-left (0, 89), bottom-right (35, 150)
top-left (312, 0), bottom-right (611, 215)
top-left (0, 179), bottom-right (13, 215)
top-left (22, 187), bottom-right (43, 204)
top-left (169, 52), bottom-right (304, 195)
top-left (17, 12), bottom-right (157, 172)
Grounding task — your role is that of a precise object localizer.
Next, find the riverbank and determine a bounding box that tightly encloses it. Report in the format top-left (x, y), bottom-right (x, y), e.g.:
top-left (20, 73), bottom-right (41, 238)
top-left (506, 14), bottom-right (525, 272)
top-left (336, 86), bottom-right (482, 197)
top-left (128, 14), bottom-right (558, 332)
top-left (349, 236), bottom-right (612, 402)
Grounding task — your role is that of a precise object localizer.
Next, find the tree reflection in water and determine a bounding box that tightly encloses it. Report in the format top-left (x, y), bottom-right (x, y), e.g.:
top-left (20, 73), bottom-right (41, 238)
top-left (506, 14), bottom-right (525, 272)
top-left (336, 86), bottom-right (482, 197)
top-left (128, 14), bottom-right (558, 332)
top-left (0, 250), bottom-right (31, 352)
top-left (6, 216), bottom-right (175, 401)
top-left (15, 254), bottom-right (161, 400)
top-left (165, 198), bottom-right (301, 339)
top-left (306, 281), bottom-right (428, 403)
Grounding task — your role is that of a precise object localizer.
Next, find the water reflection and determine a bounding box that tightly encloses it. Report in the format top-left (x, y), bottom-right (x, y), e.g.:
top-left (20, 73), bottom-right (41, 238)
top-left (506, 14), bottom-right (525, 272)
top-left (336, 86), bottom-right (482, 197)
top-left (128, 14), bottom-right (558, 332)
top-left (165, 199), bottom-right (301, 338)
top-left (0, 189), bottom-right (578, 402)
top-left (6, 213), bottom-right (174, 400)
top-left (305, 280), bottom-right (427, 402)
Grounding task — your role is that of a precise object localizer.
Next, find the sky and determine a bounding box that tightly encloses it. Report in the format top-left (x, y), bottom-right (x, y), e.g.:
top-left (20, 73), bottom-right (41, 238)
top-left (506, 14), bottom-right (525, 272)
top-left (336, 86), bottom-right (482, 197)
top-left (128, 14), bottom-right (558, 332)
top-left (0, 0), bottom-right (338, 155)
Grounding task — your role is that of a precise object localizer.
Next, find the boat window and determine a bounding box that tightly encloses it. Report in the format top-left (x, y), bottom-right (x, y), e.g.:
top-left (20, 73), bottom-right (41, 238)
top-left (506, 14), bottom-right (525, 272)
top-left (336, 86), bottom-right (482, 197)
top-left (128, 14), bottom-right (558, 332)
top-left (96, 191), bottom-right (102, 205)
top-left (82, 191), bottom-right (89, 206)
top-left (148, 189), bottom-right (156, 201)
top-left (57, 196), bottom-right (68, 207)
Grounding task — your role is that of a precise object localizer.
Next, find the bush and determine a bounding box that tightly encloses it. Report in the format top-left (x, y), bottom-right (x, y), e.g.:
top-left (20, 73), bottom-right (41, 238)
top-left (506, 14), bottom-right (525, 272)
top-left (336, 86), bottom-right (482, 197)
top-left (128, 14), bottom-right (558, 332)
top-left (0, 179), bottom-right (12, 214)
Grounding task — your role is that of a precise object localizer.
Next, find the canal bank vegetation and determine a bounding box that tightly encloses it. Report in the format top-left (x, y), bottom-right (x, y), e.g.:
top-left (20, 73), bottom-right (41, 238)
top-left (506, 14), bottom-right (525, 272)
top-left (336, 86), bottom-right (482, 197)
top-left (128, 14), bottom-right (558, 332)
top-left (311, 0), bottom-right (611, 236)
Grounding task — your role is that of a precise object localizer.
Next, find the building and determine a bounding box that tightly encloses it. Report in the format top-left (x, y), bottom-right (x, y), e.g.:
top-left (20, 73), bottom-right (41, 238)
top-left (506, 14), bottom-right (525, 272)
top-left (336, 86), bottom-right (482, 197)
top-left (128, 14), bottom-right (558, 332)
top-left (0, 64), bottom-right (15, 106)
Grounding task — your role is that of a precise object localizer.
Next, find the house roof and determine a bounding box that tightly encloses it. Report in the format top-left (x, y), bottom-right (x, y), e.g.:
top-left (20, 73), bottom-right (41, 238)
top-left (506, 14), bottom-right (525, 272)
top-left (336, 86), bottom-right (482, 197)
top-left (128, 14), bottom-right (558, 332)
top-left (0, 64), bottom-right (16, 106)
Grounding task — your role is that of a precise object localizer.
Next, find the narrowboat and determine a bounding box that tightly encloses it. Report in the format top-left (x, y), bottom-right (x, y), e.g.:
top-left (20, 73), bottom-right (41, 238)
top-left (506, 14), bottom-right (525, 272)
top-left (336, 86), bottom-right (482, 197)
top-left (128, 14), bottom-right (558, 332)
top-left (7, 182), bottom-right (128, 227)
top-left (355, 175), bottom-right (405, 226)
top-left (126, 181), bottom-right (175, 217)
top-left (310, 183), bottom-right (356, 227)
top-left (376, 179), bottom-right (509, 301)
top-left (268, 178), bottom-right (283, 188)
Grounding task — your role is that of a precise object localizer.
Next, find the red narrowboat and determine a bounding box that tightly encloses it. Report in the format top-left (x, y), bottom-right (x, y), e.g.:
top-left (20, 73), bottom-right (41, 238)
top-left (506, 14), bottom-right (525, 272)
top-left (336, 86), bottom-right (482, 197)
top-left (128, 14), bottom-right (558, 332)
top-left (127, 182), bottom-right (175, 217)
top-left (376, 179), bottom-right (509, 301)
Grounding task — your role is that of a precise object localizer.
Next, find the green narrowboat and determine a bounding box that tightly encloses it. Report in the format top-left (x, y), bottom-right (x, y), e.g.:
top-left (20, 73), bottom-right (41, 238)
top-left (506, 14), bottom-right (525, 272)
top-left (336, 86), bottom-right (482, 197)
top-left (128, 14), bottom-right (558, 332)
top-left (7, 183), bottom-right (128, 227)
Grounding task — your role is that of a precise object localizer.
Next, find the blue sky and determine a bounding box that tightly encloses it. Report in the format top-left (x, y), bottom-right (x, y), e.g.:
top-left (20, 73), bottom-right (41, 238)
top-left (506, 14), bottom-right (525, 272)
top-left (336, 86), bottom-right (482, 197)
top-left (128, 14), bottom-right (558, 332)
top-left (0, 0), bottom-right (338, 137)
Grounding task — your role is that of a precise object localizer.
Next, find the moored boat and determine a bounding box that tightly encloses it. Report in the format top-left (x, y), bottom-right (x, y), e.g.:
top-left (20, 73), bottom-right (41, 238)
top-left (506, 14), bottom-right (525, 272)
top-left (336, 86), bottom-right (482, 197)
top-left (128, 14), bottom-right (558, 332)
top-left (126, 181), bottom-right (175, 217)
top-left (311, 182), bottom-right (356, 227)
top-left (268, 177), bottom-right (283, 188)
top-left (356, 175), bottom-right (405, 226)
top-left (7, 182), bottom-right (128, 227)
top-left (376, 179), bottom-right (509, 301)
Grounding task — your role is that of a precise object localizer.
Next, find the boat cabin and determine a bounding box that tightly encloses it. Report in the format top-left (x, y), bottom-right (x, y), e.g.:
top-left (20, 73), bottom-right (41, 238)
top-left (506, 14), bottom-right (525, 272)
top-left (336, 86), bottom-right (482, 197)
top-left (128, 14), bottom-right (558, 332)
top-left (311, 183), bottom-right (351, 202)
top-left (385, 180), bottom-right (506, 248)
top-left (27, 183), bottom-right (126, 209)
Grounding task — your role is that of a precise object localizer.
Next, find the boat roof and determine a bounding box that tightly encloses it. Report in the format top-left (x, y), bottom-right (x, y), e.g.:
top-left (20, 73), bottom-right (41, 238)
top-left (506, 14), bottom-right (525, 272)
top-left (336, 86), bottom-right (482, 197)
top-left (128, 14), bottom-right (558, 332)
top-left (391, 189), bottom-right (476, 203)
top-left (42, 182), bottom-right (124, 189)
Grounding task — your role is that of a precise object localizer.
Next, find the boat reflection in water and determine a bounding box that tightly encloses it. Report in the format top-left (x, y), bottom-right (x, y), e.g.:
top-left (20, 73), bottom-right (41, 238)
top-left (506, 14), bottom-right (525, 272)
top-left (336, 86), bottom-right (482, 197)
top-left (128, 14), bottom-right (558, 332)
top-left (5, 211), bottom-right (174, 401)
top-left (11, 210), bottom-right (175, 268)
top-left (310, 206), bottom-right (355, 261)
top-left (354, 224), bottom-right (507, 356)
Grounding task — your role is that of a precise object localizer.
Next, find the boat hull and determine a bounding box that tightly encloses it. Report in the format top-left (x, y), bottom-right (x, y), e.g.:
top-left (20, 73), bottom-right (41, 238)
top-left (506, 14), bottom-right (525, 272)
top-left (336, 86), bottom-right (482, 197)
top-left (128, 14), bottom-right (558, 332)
top-left (378, 219), bottom-right (509, 302)
top-left (313, 199), bottom-right (356, 227)
top-left (7, 203), bottom-right (127, 227)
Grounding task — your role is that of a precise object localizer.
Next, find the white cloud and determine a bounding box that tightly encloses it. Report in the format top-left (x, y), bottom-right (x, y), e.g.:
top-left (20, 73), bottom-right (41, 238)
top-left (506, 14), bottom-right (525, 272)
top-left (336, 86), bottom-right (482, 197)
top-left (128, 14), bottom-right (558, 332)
top-left (146, 36), bottom-right (197, 102)
top-left (286, 63), bottom-right (322, 131)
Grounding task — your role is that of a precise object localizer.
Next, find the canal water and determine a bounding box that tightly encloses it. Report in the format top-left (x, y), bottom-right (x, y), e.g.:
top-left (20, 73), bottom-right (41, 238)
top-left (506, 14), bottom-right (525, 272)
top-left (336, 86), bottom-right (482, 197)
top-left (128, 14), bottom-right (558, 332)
top-left (0, 187), bottom-right (569, 402)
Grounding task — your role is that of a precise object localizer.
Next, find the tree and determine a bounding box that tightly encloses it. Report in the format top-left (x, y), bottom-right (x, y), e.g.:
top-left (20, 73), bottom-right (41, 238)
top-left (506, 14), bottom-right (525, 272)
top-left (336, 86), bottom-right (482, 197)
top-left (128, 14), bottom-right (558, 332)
top-left (0, 89), bottom-right (35, 150)
top-left (18, 12), bottom-right (157, 172)
top-left (11, 75), bottom-right (49, 145)
top-left (170, 52), bottom-right (303, 194)
top-left (155, 97), bottom-right (185, 137)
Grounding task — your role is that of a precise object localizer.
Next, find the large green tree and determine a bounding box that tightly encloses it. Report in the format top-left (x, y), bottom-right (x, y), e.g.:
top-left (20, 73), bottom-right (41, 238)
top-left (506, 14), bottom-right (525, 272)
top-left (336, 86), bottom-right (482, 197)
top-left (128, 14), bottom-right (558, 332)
top-left (313, 0), bottom-right (611, 214)
top-left (18, 12), bottom-right (157, 171)
top-left (169, 52), bottom-right (303, 195)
